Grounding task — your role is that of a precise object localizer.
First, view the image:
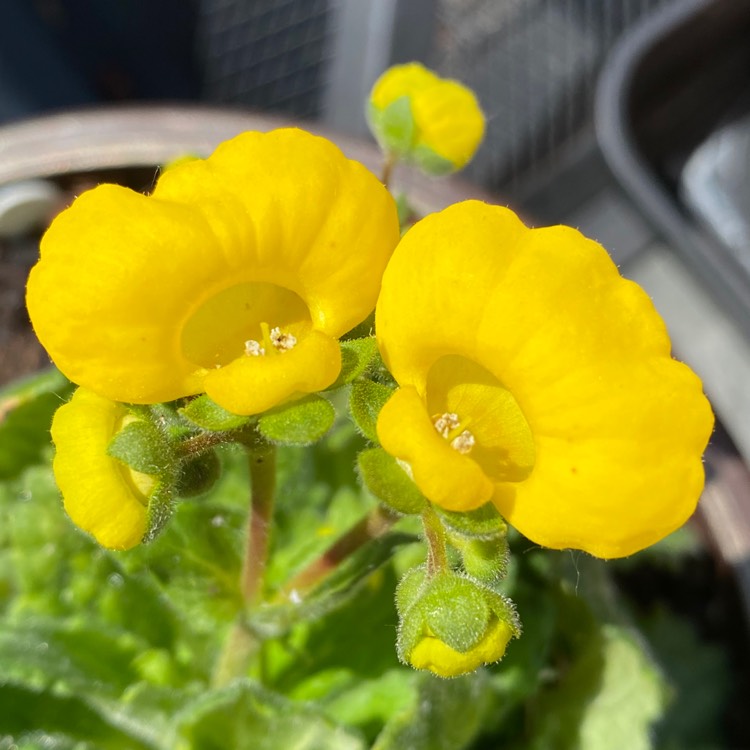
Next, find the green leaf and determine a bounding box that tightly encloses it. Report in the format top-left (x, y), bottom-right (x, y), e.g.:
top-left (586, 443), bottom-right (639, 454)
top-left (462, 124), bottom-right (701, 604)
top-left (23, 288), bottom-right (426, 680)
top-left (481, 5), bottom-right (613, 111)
top-left (349, 381), bottom-right (394, 443)
top-left (253, 532), bottom-right (417, 638)
top-left (0, 684), bottom-right (146, 750)
top-left (528, 625), bottom-right (666, 750)
top-left (358, 448), bottom-right (425, 515)
top-left (0, 368), bottom-right (72, 479)
top-left (172, 679), bottom-right (366, 750)
top-left (329, 338), bottom-right (379, 389)
top-left (179, 395), bottom-right (252, 432)
top-left (257, 395), bottom-right (335, 446)
top-left (373, 672), bottom-right (493, 750)
top-left (367, 97), bottom-right (415, 156)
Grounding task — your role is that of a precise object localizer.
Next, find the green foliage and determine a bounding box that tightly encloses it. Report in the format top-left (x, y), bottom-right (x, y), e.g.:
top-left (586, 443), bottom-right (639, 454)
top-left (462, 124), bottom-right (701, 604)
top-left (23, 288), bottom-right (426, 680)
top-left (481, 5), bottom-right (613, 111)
top-left (412, 144), bottom-right (455, 176)
top-left (0, 372), bottom-right (736, 749)
top-left (257, 394), bottom-right (336, 445)
top-left (173, 679), bottom-right (366, 750)
top-left (0, 367), bottom-right (72, 480)
top-left (349, 380), bottom-right (394, 443)
top-left (357, 447), bottom-right (425, 515)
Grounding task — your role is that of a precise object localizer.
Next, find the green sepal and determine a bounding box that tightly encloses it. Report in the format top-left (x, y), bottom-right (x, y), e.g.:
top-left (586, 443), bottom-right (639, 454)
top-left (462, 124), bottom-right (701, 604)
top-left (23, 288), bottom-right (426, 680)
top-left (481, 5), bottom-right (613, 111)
top-left (174, 450), bottom-right (222, 498)
top-left (143, 482), bottom-right (175, 544)
top-left (412, 144), bottom-right (456, 176)
top-left (329, 337), bottom-right (379, 389)
top-left (107, 419), bottom-right (174, 476)
top-left (397, 570), bottom-right (521, 662)
top-left (395, 193), bottom-right (415, 230)
top-left (419, 574), bottom-right (491, 653)
top-left (179, 395), bottom-right (253, 432)
top-left (452, 536), bottom-right (510, 583)
top-left (367, 96), bottom-right (415, 156)
top-left (257, 394), bottom-right (335, 446)
top-left (436, 503), bottom-right (508, 540)
top-left (349, 380), bottom-right (395, 443)
top-left (358, 447), bottom-right (425, 515)
top-left (394, 564), bottom-right (428, 616)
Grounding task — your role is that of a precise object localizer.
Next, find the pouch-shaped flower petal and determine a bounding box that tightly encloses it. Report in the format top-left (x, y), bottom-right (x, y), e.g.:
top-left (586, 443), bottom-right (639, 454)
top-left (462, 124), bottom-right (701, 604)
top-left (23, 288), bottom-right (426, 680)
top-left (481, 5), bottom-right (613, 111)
top-left (51, 387), bottom-right (154, 550)
top-left (368, 62), bottom-right (485, 174)
top-left (27, 129), bottom-right (399, 415)
top-left (376, 201), bottom-right (714, 558)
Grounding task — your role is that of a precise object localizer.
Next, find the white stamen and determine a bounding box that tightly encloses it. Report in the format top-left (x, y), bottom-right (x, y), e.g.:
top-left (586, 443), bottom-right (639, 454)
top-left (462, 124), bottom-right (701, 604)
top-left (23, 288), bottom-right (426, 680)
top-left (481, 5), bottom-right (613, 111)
top-left (432, 412), bottom-right (460, 438)
top-left (450, 430), bottom-right (476, 455)
top-left (244, 339), bottom-right (265, 356)
top-left (270, 326), bottom-right (297, 352)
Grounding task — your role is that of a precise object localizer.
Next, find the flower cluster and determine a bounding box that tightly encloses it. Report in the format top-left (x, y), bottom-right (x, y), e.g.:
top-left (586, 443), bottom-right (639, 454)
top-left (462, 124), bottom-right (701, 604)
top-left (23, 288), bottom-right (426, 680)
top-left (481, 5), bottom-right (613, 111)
top-left (25, 64), bottom-right (713, 678)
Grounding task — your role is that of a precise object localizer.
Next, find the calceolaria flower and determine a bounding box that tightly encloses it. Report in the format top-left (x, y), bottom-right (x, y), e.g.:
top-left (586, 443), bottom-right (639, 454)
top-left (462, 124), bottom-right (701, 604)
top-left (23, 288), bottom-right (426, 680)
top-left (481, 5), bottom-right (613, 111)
top-left (376, 201), bottom-right (714, 558)
top-left (367, 62), bottom-right (485, 175)
top-left (27, 129), bottom-right (399, 415)
top-left (51, 387), bottom-right (164, 549)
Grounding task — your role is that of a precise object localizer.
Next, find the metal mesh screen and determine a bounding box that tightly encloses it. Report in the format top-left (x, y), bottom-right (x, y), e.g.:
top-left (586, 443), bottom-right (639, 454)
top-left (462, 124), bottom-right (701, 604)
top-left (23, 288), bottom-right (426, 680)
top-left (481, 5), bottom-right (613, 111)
top-left (434, 0), bottom-right (673, 189)
top-left (197, 0), bottom-right (333, 119)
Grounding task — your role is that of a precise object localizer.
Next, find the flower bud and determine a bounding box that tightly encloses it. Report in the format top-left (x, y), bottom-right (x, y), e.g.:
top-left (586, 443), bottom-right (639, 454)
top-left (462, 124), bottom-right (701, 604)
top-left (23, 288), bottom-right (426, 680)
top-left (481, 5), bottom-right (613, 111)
top-left (367, 62), bottom-right (485, 175)
top-left (51, 388), bottom-right (174, 550)
top-left (396, 568), bottom-right (520, 678)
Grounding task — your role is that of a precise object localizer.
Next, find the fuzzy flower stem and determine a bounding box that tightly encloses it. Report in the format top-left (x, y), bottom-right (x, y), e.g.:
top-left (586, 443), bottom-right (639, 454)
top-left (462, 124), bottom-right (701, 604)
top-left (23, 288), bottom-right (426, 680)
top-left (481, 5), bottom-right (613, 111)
top-left (242, 443), bottom-right (277, 605)
top-left (212, 441), bottom-right (277, 687)
top-left (422, 504), bottom-right (449, 576)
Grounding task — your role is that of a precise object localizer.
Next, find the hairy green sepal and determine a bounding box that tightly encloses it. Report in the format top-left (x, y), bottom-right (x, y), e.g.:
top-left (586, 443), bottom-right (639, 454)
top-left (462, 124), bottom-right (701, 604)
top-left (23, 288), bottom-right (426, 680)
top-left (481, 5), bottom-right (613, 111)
top-left (179, 395), bottom-right (253, 432)
top-left (257, 394), bottom-right (335, 446)
top-left (349, 380), bottom-right (395, 443)
top-left (329, 337), bottom-right (380, 389)
top-left (358, 447), bottom-right (425, 515)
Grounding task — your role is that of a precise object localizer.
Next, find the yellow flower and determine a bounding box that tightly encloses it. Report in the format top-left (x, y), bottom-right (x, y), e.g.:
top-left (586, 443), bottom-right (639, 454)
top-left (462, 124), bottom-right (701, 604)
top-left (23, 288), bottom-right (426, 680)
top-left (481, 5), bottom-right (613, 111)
top-left (376, 201), bottom-right (714, 558)
top-left (51, 387), bottom-right (157, 550)
top-left (368, 62), bottom-right (485, 174)
top-left (27, 129), bottom-right (399, 415)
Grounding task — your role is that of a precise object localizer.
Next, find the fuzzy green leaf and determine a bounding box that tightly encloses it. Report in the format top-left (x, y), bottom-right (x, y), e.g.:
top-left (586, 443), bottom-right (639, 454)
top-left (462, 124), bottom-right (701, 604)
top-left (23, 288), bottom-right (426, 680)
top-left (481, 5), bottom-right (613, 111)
top-left (0, 367), bottom-right (72, 479)
top-left (373, 672), bottom-right (492, 750)
top-left (528, 624), bottom-right (666, 750)
top-left (179, 395), bottom-right (252, 432)
top-left (257, 395), bottom-right (335, 446)
top-left (349, 381), bottom-right (394, 443)
top-left (358, 447), bottom-right (425, 515)
top-left (172, 679), bottom-right (366, 750)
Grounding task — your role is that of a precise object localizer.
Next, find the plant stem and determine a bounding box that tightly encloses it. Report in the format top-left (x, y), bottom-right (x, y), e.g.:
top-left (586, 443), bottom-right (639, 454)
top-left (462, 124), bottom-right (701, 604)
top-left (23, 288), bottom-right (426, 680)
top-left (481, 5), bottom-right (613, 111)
top-left (241, 442), bottom-right (277, 605)
top-left (422, 504), bottom-right (449, 576)
top-left (381, 152), bottom-right (397, 189)
top-left (212, 441), bottom-right (277, 687)
top-left (280, 505), bottom-right (396, 598)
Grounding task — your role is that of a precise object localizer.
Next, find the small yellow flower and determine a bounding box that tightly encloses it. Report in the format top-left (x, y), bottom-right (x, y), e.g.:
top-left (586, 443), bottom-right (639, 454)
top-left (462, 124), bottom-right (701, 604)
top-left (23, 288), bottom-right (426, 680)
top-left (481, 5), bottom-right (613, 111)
top-left (51, 387), bottom-right (155, 550)
top-left (368, 62), bottom-right (485, 174)
top-left (376, 201), bottom-right (714, 558)
top-left (27, 129), bottom-right (399, 415)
